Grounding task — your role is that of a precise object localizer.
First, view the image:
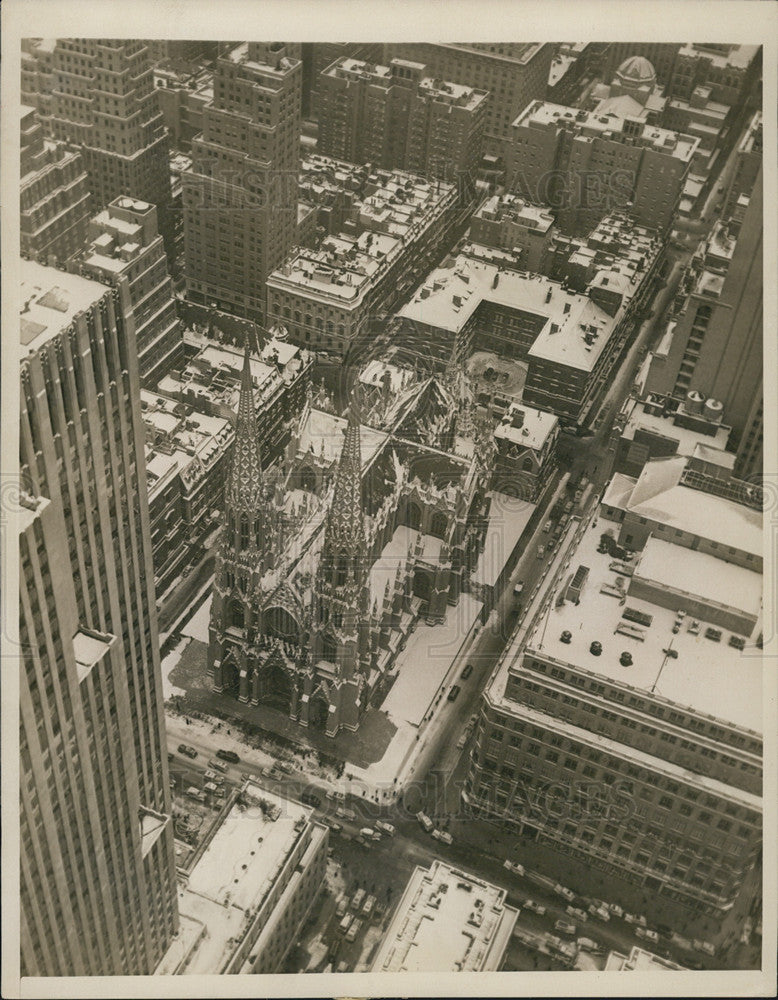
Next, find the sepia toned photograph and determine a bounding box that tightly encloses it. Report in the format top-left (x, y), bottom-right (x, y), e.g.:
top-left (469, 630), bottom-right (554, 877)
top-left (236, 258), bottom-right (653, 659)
top-left (2, 2), bottom-right (775, 997)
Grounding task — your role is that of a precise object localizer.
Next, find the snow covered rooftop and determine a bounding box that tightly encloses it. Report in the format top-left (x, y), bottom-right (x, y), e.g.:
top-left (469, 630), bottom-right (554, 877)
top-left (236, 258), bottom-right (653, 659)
top-left (620, 397), bottom-right (731, 455)
top-left (494, 403), bottom-right (558, 451)
top-left (372, 860), bottom-right (518, 972)
top-left (20, 261), bottom-right (110, 354)
top-left (525, 518), bottom-right (763, 733)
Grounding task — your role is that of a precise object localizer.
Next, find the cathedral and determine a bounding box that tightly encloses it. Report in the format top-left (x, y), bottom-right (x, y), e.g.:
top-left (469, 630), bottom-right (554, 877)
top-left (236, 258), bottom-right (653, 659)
top-left (207, 335), bottom-right (497, 737)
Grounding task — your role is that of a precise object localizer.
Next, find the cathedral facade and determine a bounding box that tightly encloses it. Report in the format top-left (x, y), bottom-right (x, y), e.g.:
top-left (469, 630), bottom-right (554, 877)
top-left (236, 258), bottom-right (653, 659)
top-left (207, 344), bottom-right (495, 737)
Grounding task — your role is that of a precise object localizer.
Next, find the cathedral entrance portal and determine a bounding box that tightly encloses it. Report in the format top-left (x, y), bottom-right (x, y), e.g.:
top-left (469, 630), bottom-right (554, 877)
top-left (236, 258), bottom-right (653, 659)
top-left (221, 656), bottom-right (240, 697)
top-left (258, 660), bottom-right (293, 713)
top-left (309, 691), bottom-right (330, 729)
top-left (413, 569), bottom-right (431, 608)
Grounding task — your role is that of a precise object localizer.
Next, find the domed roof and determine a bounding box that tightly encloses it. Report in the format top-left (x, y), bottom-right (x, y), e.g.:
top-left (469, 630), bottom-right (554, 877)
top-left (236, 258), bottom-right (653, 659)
top-left (616, 55), bottom-right (657, 87)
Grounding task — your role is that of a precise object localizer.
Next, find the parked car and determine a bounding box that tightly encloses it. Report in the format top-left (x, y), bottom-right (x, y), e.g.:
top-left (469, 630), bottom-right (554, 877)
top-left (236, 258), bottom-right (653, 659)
top-left (185, 786), bottom-right (206, 803)
top-left (447, 685), bottom-right (461, 702)
top-left (636, 927), bottom-right (659, 943)
top-left (513, 580), bottom-right (525, 595)
top-left (335, 896), bottom-right (347, 918)
top-left (522, 898), bottom-right (547, 916)
top-left (345, 918), bottom-right (362, 943)
top-left (577, 937), bottom-right (601, 953)
top-left (554, 884), bottom-right (576, 902)
top-left (362, 895), bottom-right (376, 918)
top-left (338, 914), bottom-right (353, 935)
top-left (416, 811), bottom-right (434, 833)
top-left (542, 519), bottom-right (553, 533)
top-left (326, 821), bottom-right (343, 834)
top-left (301, 790), bottom-right (321, 807)
top-left (208, 758), bottom-right (228, 773)
top-left (177, 744), bottom-right (197, 759)
top-left (351, 889), bottom-right (366, 912)
top-left (432, 829), bottom-right (453, 845)
top-left (203, 770), bottom-right (220, 782)
top-left (693, 939), bottom-right (716, 956)
top-left (554, 919), bottom-right (577, 936)
top-left (460, 663), bottom-right (474, 680)
top-left (587, 903), bottom-right (609, 921)
top-left (567, 906), bottom-right (588, 922)
top-left (607, 903), bottom-right (625, 919)
top-left (376, 821), bottom-right (395, 836)
top-left (537, 544), bottom-right (545, 559)
top-left (456, 732), bottom-right (468, 750)
top-left (503, 860), bottom-right (525, 877)
top-left (274, 759), bottom-right (294, 773)
top-left (624, 912), bottom-right (647, 926)
top-left (216, 748), bottom-right (240, 763)
top-left (336, 805), bottom-right (357, 821)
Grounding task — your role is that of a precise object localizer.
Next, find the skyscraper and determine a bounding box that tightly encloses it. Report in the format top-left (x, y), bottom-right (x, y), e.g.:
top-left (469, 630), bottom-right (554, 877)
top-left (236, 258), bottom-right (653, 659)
top-left (182, 42), bottom-right (302, 323)
top-left (19, 260), bottom-right (178, 975)
top-left (40, 40), bottom-right (173, 250)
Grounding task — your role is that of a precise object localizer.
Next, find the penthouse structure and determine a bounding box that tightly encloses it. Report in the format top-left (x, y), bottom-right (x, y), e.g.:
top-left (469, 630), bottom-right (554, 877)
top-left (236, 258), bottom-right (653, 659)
top-left (398, 232), bottom-right (661, 424)
top-left (469, 193), bottom-right (556, 272)
top-left (385, 43), bottom-right (554, 152)
top-left (37, 39), bottom-right (173, 248)
top-left (19, 262), bottom-right (179, 974)
top-left (466, 457), bottom-right (763, 916)
top-left (645, 170), bottom-right (762, 478)
top-left (182, 43), bottom-right (302, 322)
top-left (141, 391), bottom-right (232, 595)
top-left (69, 196), bottom-right (184, 387)
top-left (507, 100), bottom-right (698, 235)
top-left (317, 57), bottom-right (488, 181)
top-left (267, 170), bottom-right (459, 357)
top-left (20, 105), bottom-right (91, 264)
top-left (157, 780), bottom-right (328, 974)
top-left (157, 329), bottom-right (312, 463)
top-left (371, 860), bottom-right (518, 972)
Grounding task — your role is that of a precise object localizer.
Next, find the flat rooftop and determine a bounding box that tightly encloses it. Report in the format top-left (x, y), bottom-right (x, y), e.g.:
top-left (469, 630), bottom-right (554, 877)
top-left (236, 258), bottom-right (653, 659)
top-left (474, 193), bottom-right (555, 232)
top-left (177, 782), bottom-right (316, 974)
top-left (399, 254), bottom-right (619, 372)
top-left (620, 397), bottom-right (731, 455)
top-left (494, 403), bottom-right (558, 451)
top-left (372, 860), bottom-right (518, 972)
top-left (602, 457), bottom-right (762, 559)
top-left (525, 517), bottom-right (762, 733)
top-left (20, 260), bottom-right (109, 354)
top-left (605, 945), bottom-right (684, 971)
top-left (513, 100), bottom-right (699, 162)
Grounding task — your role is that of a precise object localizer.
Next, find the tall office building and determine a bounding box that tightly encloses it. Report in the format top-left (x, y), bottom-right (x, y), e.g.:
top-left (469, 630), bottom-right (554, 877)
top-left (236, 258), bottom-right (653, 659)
top-left (20, 104), bottom-right (92, 264)
top-left (70, 195), bottom-right (184, 387)
top-left (19, 261), bottom-right (179, 975)
top-left (317, 57), bottom-right (487, 181)
top-left (384, 43), bottom-right (553, 153)
top-left (645, 168), bottom-right (762, 469)
top-left (182, 43), bottom-right (302, 323)
top-left (41, 39), bottom-right (173, 248)
top-left (301, 42), bottom-right (384, 117)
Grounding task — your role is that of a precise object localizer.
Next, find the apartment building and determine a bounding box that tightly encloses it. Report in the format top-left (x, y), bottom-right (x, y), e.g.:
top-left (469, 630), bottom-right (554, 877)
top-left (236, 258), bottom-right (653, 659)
top-left (267, 168), bottom-right (459, 357)
top-left (317, 57), bottom-right (488, 181)
top-left (182, 43), bottom-right (302, 323)
top-left (20, 104), bottom-right (91, 264)
top-left (466, 458), bottom-right (763, 916)
top-left (469, 193), bottom-right (556, 272)
top-left (141, 391), bottom-right (232, 595)
top-left (670, 44), bottom-right (760, 107)
top-left (156, 780), bottom-right (328, 974)
top-left (507, 101), bottom-right (698, 235)
top-left (69, 196), bottom-right (184, 387)
top-left (301, 42), bottom-right (384, 117)
top-left (723, 110), bottom-right (762, 217)
top-left (385, 42), bottom-right (554, 153)
top-left (19, 261), bottom-right (179, 974)
top-left (39, 39), bottom-right (174, 248)
top-left (154, 64), bottom-right (214, 152)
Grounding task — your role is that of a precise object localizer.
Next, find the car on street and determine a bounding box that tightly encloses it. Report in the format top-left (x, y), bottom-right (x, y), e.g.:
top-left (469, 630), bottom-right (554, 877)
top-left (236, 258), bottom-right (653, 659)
top-left (693, 939), bottom-right (716, 956)
top-left (338, 914), bottom-right (353, 935)
top-left (447, 685), bottom-right (461, 702)
top-left (542, 519), bottom-right (553, 533)
top-left (456, 732), bottom-right (468, 750)
top-left (566, 906), bottom-right (588, 922)
top-left (741, 916), bottom-right (753, 945)
top-left (635, 927), bottom-right (659, 944)
top-left (432, 829), bottom-right (453, 845)
top-left (345, 918), bottom-right (362, 943)
top-left (208, 758), bottom-right (228, 773)
top-left (503, 860), bottom-right (525, 877)
top-left (553, 884), bottom-right (576, 902)
top-left (576, 937), bottom-right (601, 954)
top-left (216, 749), bottom-right (240, 763)
top-left (554, 919), bottom-right (577, 936)
top-left (606, 903), bottom-right (624, 919)
top-left (376, 821), bottom-right (395, 836)
top-left (351, 889), bottom-right (366, 911)
top-left (362, 895), bottom-right (376, 918)
top-left (513, 580), bottom-right (525, 595)
top-left (336, 805), bottom-right (357, 821)
top-left (537, 544), bottom-right (545, 559)
top-left (335, 896), bottom-right (348, 918)
top-left (624, 912), bottom-right (647, 926)
top-left (185, 786), bottom-right (206, 803)
top-left (177, 744), bottom-right (197, 759)
top-left (655, 922), bottom-right (675, 937)
top-left (416, 811), bottom-right (434, 833)
top-left (326, 821), bottom-right (343, 834)
top-left (588, 903), bottom-right (609, 922)
top-left (522, 898), bottom-right (547, 916)
top-left (203, 769), bottom-right (220, 782)
top-left (460, 663), bottom-right (474, 680)
top-left (301, 790), bottom-right (321, 807)
top-left (274, 759), bottom-right (294, 773)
